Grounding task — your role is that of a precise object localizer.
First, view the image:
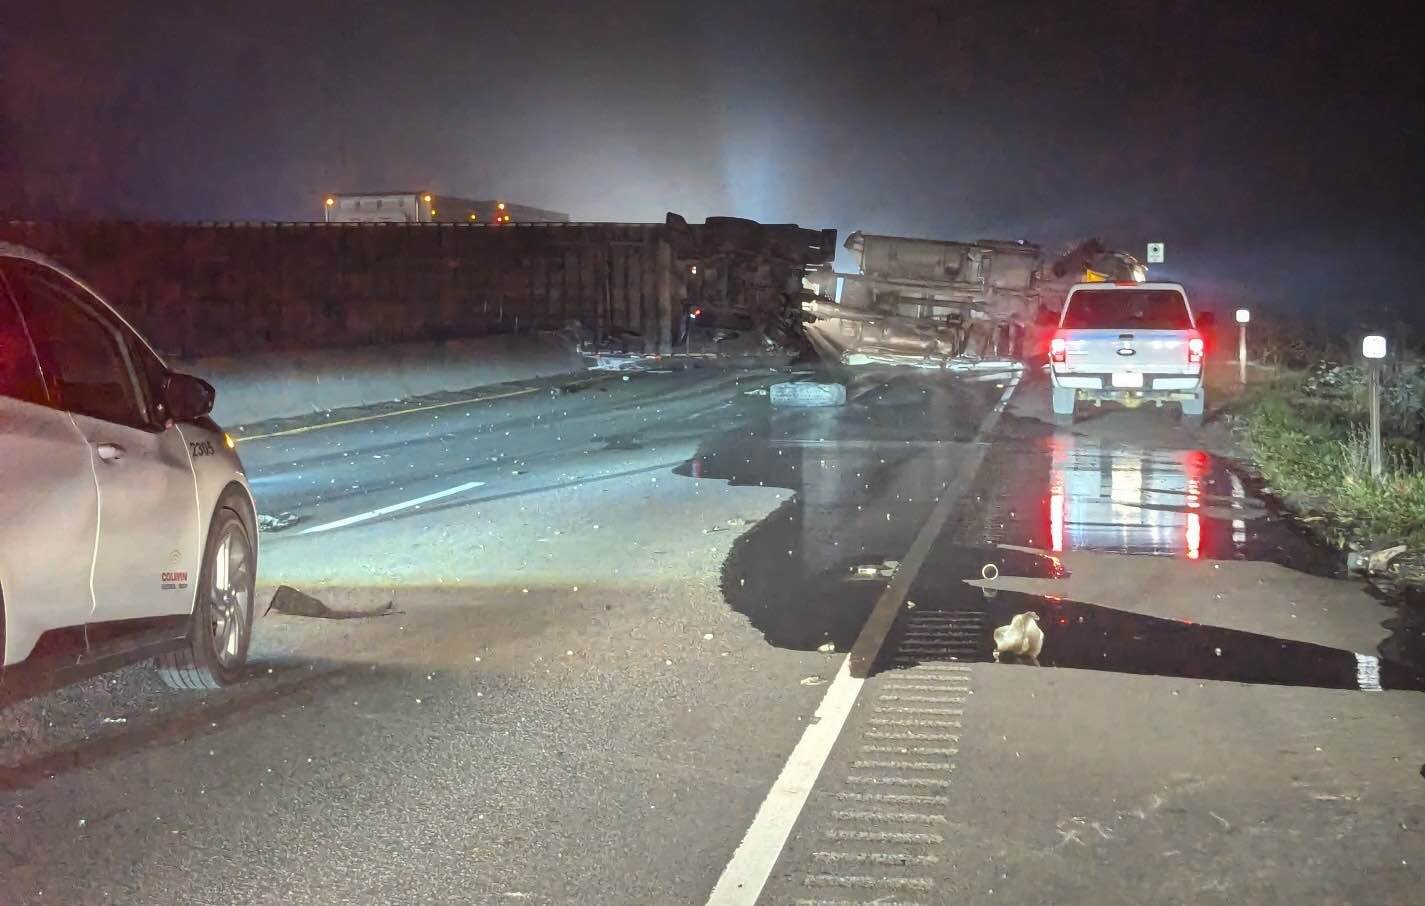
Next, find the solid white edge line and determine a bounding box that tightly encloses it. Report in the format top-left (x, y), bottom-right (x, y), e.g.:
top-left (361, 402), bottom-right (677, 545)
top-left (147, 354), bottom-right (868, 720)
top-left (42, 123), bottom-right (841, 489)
top-left (704, 656), bottom-right (863, 905)
top-left (704, 368), bottom-right (1022, 906)
top-left (296, 480), bottom-right (485, 535)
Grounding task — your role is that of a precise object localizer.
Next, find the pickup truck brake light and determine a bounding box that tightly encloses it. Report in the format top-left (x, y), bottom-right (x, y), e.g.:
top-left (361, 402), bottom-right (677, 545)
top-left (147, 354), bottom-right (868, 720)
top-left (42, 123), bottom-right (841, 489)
top-left (1050, 335), bottom-right (1067, 364)
top-left (1188, 334), bottom-right (1204, 364)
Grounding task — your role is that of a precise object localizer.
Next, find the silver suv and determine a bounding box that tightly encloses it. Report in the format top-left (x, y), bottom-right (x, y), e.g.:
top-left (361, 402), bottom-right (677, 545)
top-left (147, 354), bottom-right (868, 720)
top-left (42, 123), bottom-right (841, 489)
top-left (0, 243), bottom-right (257, 700)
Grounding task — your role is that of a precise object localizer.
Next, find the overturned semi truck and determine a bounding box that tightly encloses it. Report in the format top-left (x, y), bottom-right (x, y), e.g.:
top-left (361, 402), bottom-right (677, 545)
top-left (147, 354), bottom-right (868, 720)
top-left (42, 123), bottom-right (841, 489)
top-left (801, 232), bottom-right (1040, 368)
top-left (797, 232), bottom-right (1145, 369)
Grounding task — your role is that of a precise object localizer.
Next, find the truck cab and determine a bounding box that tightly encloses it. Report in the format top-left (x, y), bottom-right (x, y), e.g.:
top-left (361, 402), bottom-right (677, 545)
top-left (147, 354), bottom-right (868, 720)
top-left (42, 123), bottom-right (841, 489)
top-left (1048, 281), bottom-right (1205, 423)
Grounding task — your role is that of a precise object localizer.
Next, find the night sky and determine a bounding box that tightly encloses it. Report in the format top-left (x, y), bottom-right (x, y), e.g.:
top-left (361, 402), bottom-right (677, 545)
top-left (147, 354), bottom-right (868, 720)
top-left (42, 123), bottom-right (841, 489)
top-left (3, 1), bottom-right (1422, 323)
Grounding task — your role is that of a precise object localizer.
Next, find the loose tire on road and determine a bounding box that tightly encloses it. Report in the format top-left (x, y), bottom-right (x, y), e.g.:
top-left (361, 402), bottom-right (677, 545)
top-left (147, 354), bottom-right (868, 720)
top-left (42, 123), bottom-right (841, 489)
top-left (1051, 386), bottom-right (1076, 425)
top-left (157, 505), bottom-right (255, 690)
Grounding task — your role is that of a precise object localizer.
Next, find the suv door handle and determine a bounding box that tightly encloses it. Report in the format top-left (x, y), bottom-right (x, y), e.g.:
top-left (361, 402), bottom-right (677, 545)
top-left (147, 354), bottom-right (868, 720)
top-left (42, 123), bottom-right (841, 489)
top-left (95, 442), bottom-right (126, 463)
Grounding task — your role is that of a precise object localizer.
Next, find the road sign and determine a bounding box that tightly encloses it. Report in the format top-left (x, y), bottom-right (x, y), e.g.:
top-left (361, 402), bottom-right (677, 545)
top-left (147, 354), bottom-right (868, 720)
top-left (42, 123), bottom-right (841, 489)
top-left (1146, 242), bottom-right (1165, 264)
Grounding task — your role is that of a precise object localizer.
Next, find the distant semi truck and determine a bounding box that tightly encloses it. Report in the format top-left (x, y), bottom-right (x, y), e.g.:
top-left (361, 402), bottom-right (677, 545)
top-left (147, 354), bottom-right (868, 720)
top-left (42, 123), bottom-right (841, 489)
top-left (322, 192), bottom-right (569, 224)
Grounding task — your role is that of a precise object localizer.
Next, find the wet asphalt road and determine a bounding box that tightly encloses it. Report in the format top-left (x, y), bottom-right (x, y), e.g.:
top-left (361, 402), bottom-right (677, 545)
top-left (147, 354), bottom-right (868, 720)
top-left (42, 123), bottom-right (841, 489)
top-left (3, 364), bottom-right (1423, 905)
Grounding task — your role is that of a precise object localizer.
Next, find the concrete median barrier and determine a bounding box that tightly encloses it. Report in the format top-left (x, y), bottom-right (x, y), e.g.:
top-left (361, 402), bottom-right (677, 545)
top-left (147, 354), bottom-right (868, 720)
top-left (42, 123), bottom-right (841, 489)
top-left (174, 333), bottom-right (585, 427)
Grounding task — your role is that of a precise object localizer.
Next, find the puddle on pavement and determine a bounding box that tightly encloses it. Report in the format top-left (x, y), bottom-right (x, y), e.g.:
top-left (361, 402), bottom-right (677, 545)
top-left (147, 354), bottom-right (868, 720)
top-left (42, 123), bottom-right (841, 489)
top-left (969, 415), bottom-right (1328, 572)
top-left (879, 574), bottom-right (1425, 692)
top-left (1380, 586), bottom-right (1425, 675)
top-left (675, 373), bottom-right (1425, 694)
top-left (674, 372), bottom-right (1008, 652)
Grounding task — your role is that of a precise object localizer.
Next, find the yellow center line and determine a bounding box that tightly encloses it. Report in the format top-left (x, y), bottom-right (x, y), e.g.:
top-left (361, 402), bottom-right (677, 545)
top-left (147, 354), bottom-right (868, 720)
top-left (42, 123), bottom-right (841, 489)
top-left (233, 386), bottom-right (539, 443)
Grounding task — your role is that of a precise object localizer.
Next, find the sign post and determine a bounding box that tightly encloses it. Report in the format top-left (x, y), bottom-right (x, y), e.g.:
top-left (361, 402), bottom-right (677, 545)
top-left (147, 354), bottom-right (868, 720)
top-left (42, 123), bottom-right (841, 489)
top-left (1363, 334), bottom-right (1387, 479)
top-left (1235, 309), bottom-right (1250, 385)
top-left (1146, 242), bottom-right (1165, 264)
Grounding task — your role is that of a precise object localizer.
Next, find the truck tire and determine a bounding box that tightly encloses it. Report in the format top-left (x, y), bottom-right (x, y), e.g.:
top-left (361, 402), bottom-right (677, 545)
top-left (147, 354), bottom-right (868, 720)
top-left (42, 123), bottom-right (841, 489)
top-left (157, 505), bottom-right (255, 690)
top-left (1051, 386), bottom-right (1076, 425)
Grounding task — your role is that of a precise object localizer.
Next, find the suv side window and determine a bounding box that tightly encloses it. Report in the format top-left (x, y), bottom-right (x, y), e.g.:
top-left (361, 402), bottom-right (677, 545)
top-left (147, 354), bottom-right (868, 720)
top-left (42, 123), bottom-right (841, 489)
top-left (0, 269), bottom-right (48, 406)
top-left (5, 259), bottom-right (152, 430)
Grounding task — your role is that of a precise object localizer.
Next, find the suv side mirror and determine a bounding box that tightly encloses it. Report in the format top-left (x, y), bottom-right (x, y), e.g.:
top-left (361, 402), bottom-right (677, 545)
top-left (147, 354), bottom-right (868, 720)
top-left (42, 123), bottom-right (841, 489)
top-left (1196, 311), bottom-right (1217, 327)
top-left (163, 372), bottom-right (215, 421)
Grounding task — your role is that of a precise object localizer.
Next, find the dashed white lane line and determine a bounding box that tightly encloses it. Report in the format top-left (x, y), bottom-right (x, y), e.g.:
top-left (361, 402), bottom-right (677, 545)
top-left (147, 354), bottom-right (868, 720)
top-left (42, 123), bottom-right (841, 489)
top-left (705, 372), bottom-right (1023, 906)
top-left (295, 481), bottom-right (485, 535)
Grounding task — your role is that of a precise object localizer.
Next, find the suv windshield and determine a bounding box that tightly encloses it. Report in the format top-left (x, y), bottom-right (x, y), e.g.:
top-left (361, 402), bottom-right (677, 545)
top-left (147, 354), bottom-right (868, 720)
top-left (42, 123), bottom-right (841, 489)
top-left (1062, 288), bottom-right (1192, 329)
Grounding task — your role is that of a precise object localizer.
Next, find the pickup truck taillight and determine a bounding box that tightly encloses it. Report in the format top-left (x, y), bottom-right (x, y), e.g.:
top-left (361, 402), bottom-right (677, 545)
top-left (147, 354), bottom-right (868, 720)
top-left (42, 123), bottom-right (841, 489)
top-left (1050, 336), bottom-right (1067, 364)
top-left (1188, 335), bottom-right (1204, 364)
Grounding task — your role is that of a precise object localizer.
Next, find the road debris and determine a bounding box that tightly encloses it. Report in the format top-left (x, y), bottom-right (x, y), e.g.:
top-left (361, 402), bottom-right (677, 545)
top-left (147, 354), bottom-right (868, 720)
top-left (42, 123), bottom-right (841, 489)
top-left (799, 676), bottom-right (825, 686)
top-left (850, 559), bottom-right (899, 579)
top-left (993, 612), bottom-right (1043, 660)
top-left (256, 511), bottom-right (301, 532)
top-left (770, 381), bottom-right (846, 408)
top-left (591, 355), bottom-right (654, 372)
top-left (265, 585), bottom-right (397, 620)
top-left (1346, 544), bottom-right (1409, 575)
top-left (817, 642), bottom-right (836, 653)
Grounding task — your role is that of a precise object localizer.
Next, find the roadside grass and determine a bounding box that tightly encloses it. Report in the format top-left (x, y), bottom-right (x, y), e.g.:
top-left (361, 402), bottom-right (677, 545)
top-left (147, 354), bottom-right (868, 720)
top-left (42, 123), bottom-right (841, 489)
top-left (1230, 371), bottom-right (1425, 549)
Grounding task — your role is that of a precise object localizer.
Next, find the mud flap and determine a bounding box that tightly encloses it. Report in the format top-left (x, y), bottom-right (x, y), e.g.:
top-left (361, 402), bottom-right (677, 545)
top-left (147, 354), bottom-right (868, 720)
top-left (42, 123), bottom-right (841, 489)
top-left (1181, 388), bottom-right (1205, 416)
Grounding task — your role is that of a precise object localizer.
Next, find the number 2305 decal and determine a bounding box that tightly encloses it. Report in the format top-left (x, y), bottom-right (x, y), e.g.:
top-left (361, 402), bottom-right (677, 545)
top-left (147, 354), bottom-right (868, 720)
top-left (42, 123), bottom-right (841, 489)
top-left (189, 440), bottom-right (216, 457)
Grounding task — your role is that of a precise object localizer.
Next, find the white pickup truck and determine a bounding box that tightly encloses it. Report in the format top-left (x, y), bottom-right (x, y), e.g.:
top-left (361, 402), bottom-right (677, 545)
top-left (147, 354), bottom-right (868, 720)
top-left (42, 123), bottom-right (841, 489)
top-left (1048, 281), bottom-right (1205, 424)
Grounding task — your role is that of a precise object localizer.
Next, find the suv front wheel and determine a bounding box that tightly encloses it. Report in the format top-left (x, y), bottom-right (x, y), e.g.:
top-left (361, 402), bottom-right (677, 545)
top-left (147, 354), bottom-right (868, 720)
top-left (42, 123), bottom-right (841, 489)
top-left (157, 505), bottom-right (255, 689)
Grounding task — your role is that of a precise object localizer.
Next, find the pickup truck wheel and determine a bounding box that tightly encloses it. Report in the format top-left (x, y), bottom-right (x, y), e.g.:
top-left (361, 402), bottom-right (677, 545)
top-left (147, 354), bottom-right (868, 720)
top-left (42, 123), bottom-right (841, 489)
top-left (157, 507), bottom-right (255, 690)
top-left (1051, 386), bottom-right (1076, 424)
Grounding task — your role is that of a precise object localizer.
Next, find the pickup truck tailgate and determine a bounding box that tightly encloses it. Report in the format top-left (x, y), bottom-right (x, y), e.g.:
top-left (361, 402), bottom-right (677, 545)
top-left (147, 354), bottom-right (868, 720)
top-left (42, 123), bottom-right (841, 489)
top-left (1060, 329), bottom-right (1196, 372)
